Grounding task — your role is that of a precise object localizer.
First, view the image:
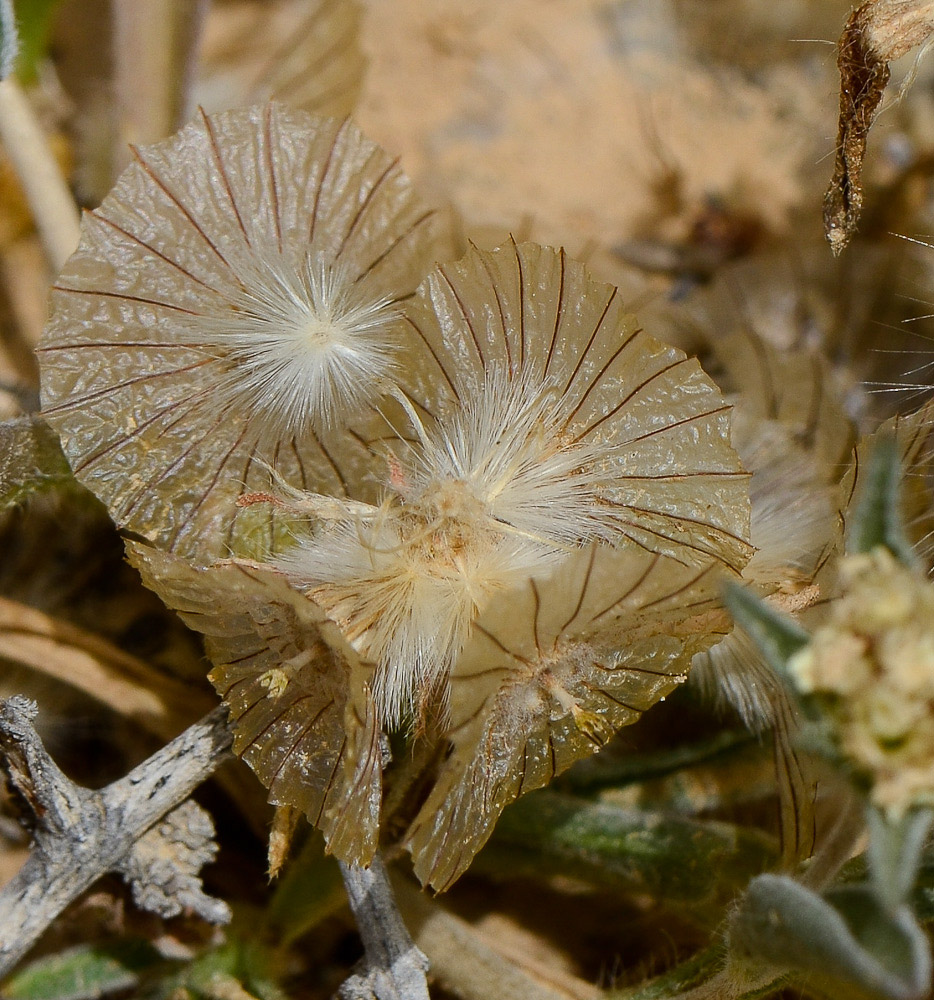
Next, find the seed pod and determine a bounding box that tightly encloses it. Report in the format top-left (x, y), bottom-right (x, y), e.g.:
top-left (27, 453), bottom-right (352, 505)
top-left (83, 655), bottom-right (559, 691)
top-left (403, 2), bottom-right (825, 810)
top-left (405, 543), bottom-right (731, 891)
top-left (127, 540), bottom-right (381, 865)
top-left (39, 103), bottom-right (437, 563)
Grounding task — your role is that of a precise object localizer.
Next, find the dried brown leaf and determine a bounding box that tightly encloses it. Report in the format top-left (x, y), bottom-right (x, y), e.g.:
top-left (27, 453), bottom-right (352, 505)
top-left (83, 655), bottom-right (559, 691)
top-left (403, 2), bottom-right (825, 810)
top-left (824, 1), bottom-right (934, 254)
top-left (127, 541), bottom-right (382, 865)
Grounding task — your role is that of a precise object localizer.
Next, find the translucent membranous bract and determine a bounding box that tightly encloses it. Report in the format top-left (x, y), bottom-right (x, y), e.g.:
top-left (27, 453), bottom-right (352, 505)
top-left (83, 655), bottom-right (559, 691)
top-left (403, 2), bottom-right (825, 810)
top-left (196, 0), bottom-right (366, 120)
top-left (278, 242), bottom-right (753, 726)
top-left (128, 542), bottom-right (381, 865)
top-left (405, 543), bottom-right (731, 891)
top-left (38, 100), bottom-right (754, 881)
top-left (39, 103), bottom-right (436, 562)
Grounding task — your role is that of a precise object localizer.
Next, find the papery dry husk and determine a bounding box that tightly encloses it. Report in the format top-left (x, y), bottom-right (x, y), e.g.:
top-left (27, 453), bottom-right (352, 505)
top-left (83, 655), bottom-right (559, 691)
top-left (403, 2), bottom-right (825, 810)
top-left (405, 543), bottom-right (731, 891)
top-left (40, 103), bottom-right (437, 563)
top-left (835, 396), bottom-right (934, 572)
top-left (397, 241), bottom-right (753, 573)
top-left (127, 540), bottom-right (381, 865)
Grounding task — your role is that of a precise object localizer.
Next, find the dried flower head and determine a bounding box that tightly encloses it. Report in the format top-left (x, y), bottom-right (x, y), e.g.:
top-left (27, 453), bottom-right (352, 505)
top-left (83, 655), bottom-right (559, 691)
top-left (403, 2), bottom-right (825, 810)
top-left (39, 103), bottom-right (436, 561)
top-left (405, 543), bottom-right (731, 890)
top-left (277, 242), bottom-right (752, 727)
top-left (788, 546), bottom-right (934, 819)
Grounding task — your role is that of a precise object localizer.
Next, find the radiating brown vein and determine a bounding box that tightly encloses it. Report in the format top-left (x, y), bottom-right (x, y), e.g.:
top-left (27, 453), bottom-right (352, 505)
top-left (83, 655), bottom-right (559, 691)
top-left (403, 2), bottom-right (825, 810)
top-left (131, 145), bottom-right (233, 269)
top-left (437, 263), bottom-right (485, 369)
top-left (262, 104), bottom-right (284, 253)
top-left (52, 284), bottom-right (203, 317)
top-left (309, 118), bottom-right (349, 244)
top-left (200, 107), bottom-right (251, 247)
top-left (90, 211), bottom-right (217, 292)
top-left (42, 358), bottom-right (216, 415)
top-left (618, 404), bottom-right (732, 446)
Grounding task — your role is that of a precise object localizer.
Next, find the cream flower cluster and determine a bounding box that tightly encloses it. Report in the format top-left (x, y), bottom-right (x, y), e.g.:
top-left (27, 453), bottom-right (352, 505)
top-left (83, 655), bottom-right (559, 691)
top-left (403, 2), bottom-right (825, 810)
top-left (788, 547), bottom-right (934, 819)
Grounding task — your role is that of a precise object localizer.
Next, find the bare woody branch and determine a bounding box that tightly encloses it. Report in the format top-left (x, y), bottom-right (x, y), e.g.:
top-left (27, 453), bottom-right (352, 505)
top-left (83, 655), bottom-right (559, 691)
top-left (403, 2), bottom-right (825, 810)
top-left (338, 853), bottom-right (431, 1000)
top-left (0, 697), bottom-right (233, 977)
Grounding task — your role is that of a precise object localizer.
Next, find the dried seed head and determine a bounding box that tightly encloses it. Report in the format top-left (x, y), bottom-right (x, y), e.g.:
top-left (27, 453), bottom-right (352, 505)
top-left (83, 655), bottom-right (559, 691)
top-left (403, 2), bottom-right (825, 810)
top-left (404, 543), bottom-right (731, 891)
top-left (39, 103), bottom-right (436, 562)
top-left (277, 242), bottom-right (752, 728)
top-left (196, 0), bottom-right (365, 119)
top-left (127, 541), bottom-right (382, 865)
top-left (400, 242), bottom-right (754, 570)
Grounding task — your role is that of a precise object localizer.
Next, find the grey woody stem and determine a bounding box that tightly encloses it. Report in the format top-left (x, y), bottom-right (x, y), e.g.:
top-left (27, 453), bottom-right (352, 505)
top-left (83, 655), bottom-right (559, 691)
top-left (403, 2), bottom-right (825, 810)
top-left (338, 853), bottom-right (431, 1000)
top-left (0, 698), bottom-right (233, 977)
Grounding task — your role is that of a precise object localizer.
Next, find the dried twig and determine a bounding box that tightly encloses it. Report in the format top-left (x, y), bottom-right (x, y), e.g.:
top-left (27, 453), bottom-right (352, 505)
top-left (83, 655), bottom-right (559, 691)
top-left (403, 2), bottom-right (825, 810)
top-left (0, 697), bottom-right (233, 977)
top-left (824, 0), bottom-right (934, 254)
top-left (338, 853), bottom-right (431, 1000)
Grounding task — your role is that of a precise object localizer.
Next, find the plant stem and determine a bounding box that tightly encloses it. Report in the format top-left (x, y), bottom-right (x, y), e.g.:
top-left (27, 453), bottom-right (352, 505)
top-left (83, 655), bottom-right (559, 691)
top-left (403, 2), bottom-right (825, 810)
top-left (0, 78), bottom-right (79, 274)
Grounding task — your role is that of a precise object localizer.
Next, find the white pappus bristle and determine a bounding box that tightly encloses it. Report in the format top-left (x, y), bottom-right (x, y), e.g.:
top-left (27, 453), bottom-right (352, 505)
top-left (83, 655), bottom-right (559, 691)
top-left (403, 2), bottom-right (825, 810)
top-left (278, 365), bottom-right (629, 728)
top-left (199, 250), bottom-right (400, 437)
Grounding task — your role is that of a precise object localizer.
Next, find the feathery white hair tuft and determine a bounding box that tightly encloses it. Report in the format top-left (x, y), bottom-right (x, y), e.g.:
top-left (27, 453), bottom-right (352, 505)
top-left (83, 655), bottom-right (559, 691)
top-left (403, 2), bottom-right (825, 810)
top-left (278, 365), bottom-right (626, 726)
top-left (200, 250), bottom-right (400, 436)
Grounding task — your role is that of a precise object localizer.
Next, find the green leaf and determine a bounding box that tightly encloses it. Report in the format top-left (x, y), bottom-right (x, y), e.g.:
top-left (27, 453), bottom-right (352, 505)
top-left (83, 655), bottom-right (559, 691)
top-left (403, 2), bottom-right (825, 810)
top-left (476, 789), bottom-right (776, 907)
top-left (867, 806), bottom-right (934, 913)
top-left (0, 415), bottom-right (75, 511)
top-left (847, 434), bottom-right (916, 567)
top-left (153, 939), bottom-right (286, 1000)
top-left (723, 583), bottom-right (810, 682)
top-left (11, 0), bottom-right (63, 83)
top-left (731, 874), bottom-right (932, 1000)
top-left (608, 942), bottom-right (788, 1000)
top-left (1, 940), bottom-right (162, 1000)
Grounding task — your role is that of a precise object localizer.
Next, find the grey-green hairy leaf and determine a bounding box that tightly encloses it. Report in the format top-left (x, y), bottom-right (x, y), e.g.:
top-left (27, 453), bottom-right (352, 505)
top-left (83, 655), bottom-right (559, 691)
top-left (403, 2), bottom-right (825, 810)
top-left (476, 789), bottom-right (775, 905)
top-left (723, 583), bottom-right (810, 677)
top-left (1, 940), bottom-right (162, 1000)
top-left (867, 806), bottom-right (934, 914)
top-left (731, 874), bottom-right (932, 1000)
top-left (847, 434), bottom-right (916, 566)
top-left (0, 0), bottom-right (18, 80)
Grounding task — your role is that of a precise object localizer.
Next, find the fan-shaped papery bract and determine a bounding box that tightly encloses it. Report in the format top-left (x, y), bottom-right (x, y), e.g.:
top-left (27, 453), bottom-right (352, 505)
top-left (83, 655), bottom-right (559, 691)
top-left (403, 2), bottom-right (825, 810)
top-left (404, 543), bottom-right (732, 891)
top-left (398, 241), bottom-right (754, 571)
top-left (127, 541), bottom-right (381, 865)
top-left (39, 103), bottom-right (436, 563)
top-left (277, 242), bottom-right (753, 726)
